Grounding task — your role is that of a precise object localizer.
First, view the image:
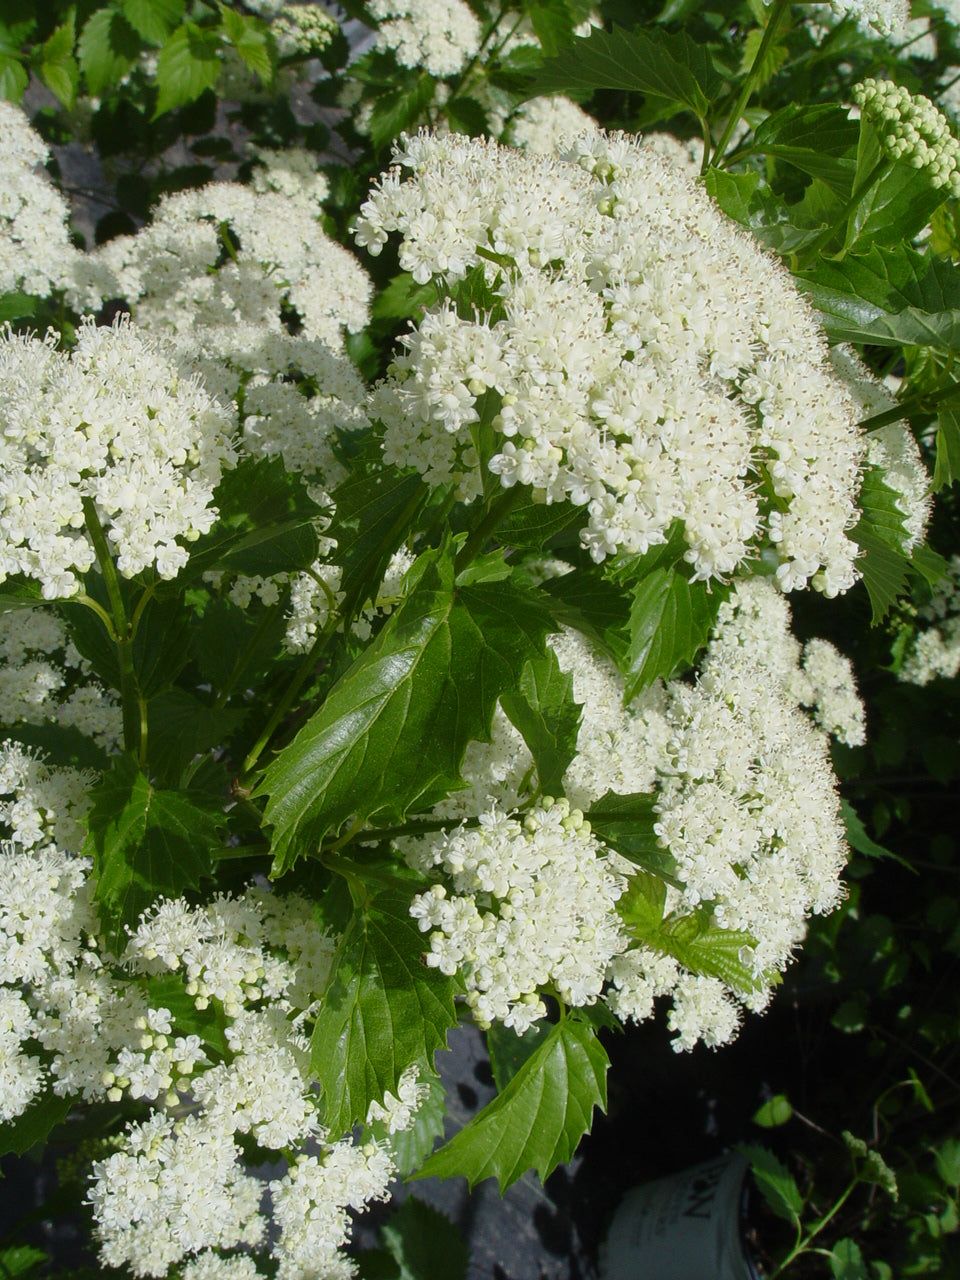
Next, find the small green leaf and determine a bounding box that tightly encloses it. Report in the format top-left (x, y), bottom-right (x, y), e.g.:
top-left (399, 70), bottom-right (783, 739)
top-left (846, 122), bottom-right (945, 252)
top-left (527, 0), bottom-right (578, 58)
top-left (0, 1245), bottom-right (48, 1278)
top-left (619, 563), bottom-right (726, 698)
top-left (841, 799), bottom-right (912, 869)
top-left (153, 22), bottom-right (222, 118)
top-left (934, 406), bottom-right (960, 492)
top-left (381, 1197), bottom-right (468, 1280)
top-left (78, 8), bottom-right (140, 97)
top-left (616, 870), bottom-right (667, 934)
top-left (367, 72), bottom-right (434, 150)
top-left (742, 1145), bottom-right (803, 1224)
top-left (934, 1138), bottom-right (960, 1189)
top-left (656, 915), bottom-right (760, 993)
top-left (413, 1017), bottom-right (608, 1192)
top-left (753, 103), bottom-right (859, 193)
top-left (83, 755), bottom-right (224, 954)
top-left (585, 791), bottom-right (677, 881)
top-left (37, 12), bottom-right (78, 108)
top-left (371, 272), bottom-right (437, 321)
top-left (852, 465), bottom-right (914, 624)
top-left (218, 3), bottom-right (275, 84)
top-left (120, 0), bottom-right (186, 45)
top-left (753, 1094), bottom-right (793, 1128)
top-left (309, 891), bottom-right (458, 1135)
top-left (830, 1239), bottom-right (868, 1280)
top-left (0, 292), bottom-right (38, 323)
top-left (445, 95), bottom-right (488, 137)
top-left (0, 1092), bottom-right (72, 1158)
top-left (832, 999), bottom-right (866, 1033)
top-left (143, 973), bottom-right (230, 1056)
top-left (500, 647), bottom-right (581, 795)
top-left (529, 25), bottom-right (722, 123)
top-left (0, 50), bottom-right (28, 100)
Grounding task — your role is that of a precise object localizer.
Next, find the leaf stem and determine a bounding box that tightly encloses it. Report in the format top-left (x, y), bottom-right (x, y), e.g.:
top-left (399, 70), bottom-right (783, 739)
top-left (796, 156), bottom-right (891, 269)
top-left (709, 0), bottom-right (791, 170)
top-left (766, 1179), bottom-right (858, 1279)
top-left (454, 485), bottom-right (525, 574)
top-left (859, 383), bottom-right (960, 431)
top-left (71, 592), bottom-right (118, 640)
top-left (82, 497), bottom-right (146, 764)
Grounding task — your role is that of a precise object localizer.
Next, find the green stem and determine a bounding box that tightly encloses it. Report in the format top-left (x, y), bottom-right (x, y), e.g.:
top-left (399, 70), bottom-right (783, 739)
top-left (454, 485), bottom-right (524, 574)
top-left (320, 848), bottom-right (414, 892)
top-left (82, 498), bottom-right (146, 764)
top-left (710, 0), bottom-right (792, 169)
top-left (859, 383), bottom-right (960, 431)
top-left (445, 1), bottom-right (511, 104)
top-left (767, 1179), bottom-right (858, 1280)
top-left (796, 156), bottom-right (891, 269)
top-left (72, 592), bottom-right (118, 640)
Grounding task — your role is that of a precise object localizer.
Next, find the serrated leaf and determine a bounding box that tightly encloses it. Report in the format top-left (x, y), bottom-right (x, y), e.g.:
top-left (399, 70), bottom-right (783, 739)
top-left (798, 244), bottom-right (960, 351)
top-left (413, 1017), bottom-right (608, 1192)
top-left (657, 916), bottom-right (760, 992)
top-left (153, 22), bottom-right (221, 118)
top-left (83, 755), bottom-right (223, 954)
top-left (309, 891), bottom-right (458, 1135)
top-left (218, 3), bottom-right (275, 84)
top-left (852, 465), bottom-right (914, 623)
top-left (830, 1238), bottom-right (868, 1280)
top-left (367, 72), bottom-right (434, 150)
top-left (741, 1144), bottom-right (803, 1223)
top-left (738, 23), bottom-right (787, 90)
top-left (585, 791), bottom-right (677, 881)
top-left (38, 12), bottom-right (78, 108)
top-left (846, 122), bottom-right (945, 252)
top-left (78, 8), bottom-right (140, 97)
top-left (616, 870), bottom-right (667, 934)
top-left (384, 1076), bottom-right (447, 1176)
top-left (486, 1019), bottom-right (550, 1093)
top-left (259, 551), bottom-right (554, 873)
top-left (753, 1094), bottom-right (793, 1127)
top-left (500, 647), bottom-right (581, 795)
top-left (496, 494), bottom-right (581, 550)
top-left (446, 95), bottom-right (488, 137)
top-left (0, 1245), bottom-right (48, 1278)
top-left (619, 564), bottom-right (726, 699)
top-left (382, 1197), bottom-right (468, 1280)
top-left (753, 103), bottom-right (859, 192)
top-left (327, 458), bottom-right (426, 603)
top-left (183, 456), bottom-right (322, 582)
top-left (143, 973), bottom-right (230, 1056)
top-left (542, 568), bottom-right (631, 652)
top-left (934, 406), bottom-right (960, 491)
top-left (371, 272), bottom-right (437, 321)
top-left (529, 24), bottom-right (722, 121)
top-left (0, 1091), bottom-right (72, 1158)
top-left (527, 0), bottom-right (577, 58)
top-left (841, 799), bottom-right (912, 869)
top-left (146, 688), bottom-right (246, 786)
top-left (121, 0), bottom-right (185, 45)
top-left (0, 291), bottom-right (37, 323)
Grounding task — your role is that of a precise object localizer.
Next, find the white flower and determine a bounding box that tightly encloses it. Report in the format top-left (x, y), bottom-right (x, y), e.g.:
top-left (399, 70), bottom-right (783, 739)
top-left (368, 0), bottom-right (481, 76)
top-left (899, 555), bottom-right (960, 685)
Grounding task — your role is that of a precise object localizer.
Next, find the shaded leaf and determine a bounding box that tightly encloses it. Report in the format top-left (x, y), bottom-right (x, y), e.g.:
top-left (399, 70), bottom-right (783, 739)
top-left (852, 465), bottom-right (914, 624)
top-left (753, 103), bottom-right (858, 193)
top-left (382, 1197), bottom-right (468, 1280)
top-left (384, 1076), bottom-right (447, 1176)
top-left (742, 1145), bottom-right (803, 1224)
top-left (367, 72), bottom-right (434, 150)
top-left (120, 0), bottom-right (185, 45)
top-left (309, 891), bottom-right (458, 1135)
top-left (78, 8), bottom-right (140, 97)
top-left (934, 406), bottom-right (960, 492)
top-left (829, 1238), bottom-right (868, 1280)
top-left (413, 1017), bottom-right (608, 1192)
top-left (0, 1092), bottom-right (72, 1158)
top-left (500, 647), bottom-right (581, 795)
top-left (753, 1094), bottom-right (793, 1127)
top-left (218, 3), bottom-right (275, 84)
top-left (585, 791), bottom-right (677, 882)
top-left (486, 1019), bottom-right (550, 1093)
top-left (619, 564), bottom-right (726, 699)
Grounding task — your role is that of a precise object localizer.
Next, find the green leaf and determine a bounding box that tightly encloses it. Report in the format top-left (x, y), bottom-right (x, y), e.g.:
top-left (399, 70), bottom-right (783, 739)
top-left (413, 1017), bottom-right (608, 1192)
top-left (381, 1198), bottom-right (468, 1280)
top-left (830, 1238), bottom-right (868, 1280)
top-left (0, 1246), bottom-right (48, 1278)
top-left (619, 563), bottom-right (726, 699)
top-left (737, 22), bottom-right (788, 89)
top-left (370, 272), bottom-right (437, 322)
top-left (83, 755), bottom-right (224, 954)
top-left (309, 891), bottom-right (458, 1135)
top-left (183, 456), bottom-right (322, 582)
top-left (145, 688), bottom-right (246, 786)
top-left (120, 0), bottom-right (186, 45)
top-left (798, 245), bottom-right (960, 351)
top-left (753, 103), bottom-right (859, 193)
top-left (486, 1019), bottom-right (550, 1093)
top-left (500, 647), bottom-right (581, 795)
top-left (367, 72), bottom-right (434, 150)
top-left (541, 568), bottom-right (631, 652)
top-left (616, 870), bottom-right (667, 934)
top-left (0, 50), bottom-right (28, 100)
top-left (0, 1092), bottom-right (72, 1158)
top-left (143, 973), bottom-right (230, 1056)
top-left (383, 1076), bottom-right (447, 1176)
top-left (585, 791), bottom-right (677, 881)
top-left (852, 465), bottom-right (914, 624)
top-left (153, 22), bottom-right (222, 118)
top-left (37, 13), bottom-right (78, 108)
top-left (846, 122), bottom-right (945, 252)
top-left (741, 1145), bottom-right (803, 1224)
top-left (259, 551), bottom-right (554, 873)
top-left (934, 1138), bottom-right (960, 1189)
top-left (218, 3), bottom-right (275, 84)
top-left (327, 458), bottom-right (426, 604)
top-left (753, 1094), bottom-right (793, 1127)
top-left (527, 0), bottom-right (578, 58)
top-left (934, 406), bottom-right (960, 492)
top-left (445, 95), bottom-right (488, 137)
top-left (529, 24), bottom-right (723, 122)
top-left (0, 292), bottom-right (37, 323)
top-left (655, 915), bottom-right (760, 993)
top-left (78, 8), bottom-right (140, 97)
top-left (841, 799), bottom-right (912, 869)
top-left (496, 494), bottom-right (582, 550)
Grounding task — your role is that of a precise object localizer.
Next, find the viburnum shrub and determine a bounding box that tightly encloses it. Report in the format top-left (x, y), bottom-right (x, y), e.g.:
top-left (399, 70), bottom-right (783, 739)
top-left (2, 1), bottom-right (960, 1276)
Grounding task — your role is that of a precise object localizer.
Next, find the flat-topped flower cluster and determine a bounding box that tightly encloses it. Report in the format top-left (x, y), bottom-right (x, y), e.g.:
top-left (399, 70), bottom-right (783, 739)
top-left (359, 130), bottom-right (883, 594)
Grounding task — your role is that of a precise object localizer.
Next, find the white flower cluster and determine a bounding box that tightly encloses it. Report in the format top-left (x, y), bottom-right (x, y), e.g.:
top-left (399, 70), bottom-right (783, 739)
top-left (0, 609), bottom-right (122, 749)
top-left (271, 3), bottom-right (339, 56)
top-left (0, 738), bottom-right (94, 853)
top-left (405, 577), bottom-right (861, 1050)
top-left (899, 555), bottom-right (960, 685)
top-left (0, 317), bottom-right (236, 598)
top-left (408, 798), bottom-right (628, 1031)
top-left (802, 0), bottom-right (909, 35)
top-left (357, 130), bottom-right (870, 593)
top-left (368, 0), bottom-right (482, 76)
top-left (504, 96), bottom-right (599, 154)
top-left (0, 101), bottom-right (78, 298)
top-left (853, 79), bottom-right (960, 195)
top-left (249, 146), bottom-right (331, 206)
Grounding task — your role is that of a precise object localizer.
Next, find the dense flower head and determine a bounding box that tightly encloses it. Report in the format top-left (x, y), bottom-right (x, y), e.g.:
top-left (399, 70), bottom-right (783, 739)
top-left (800, 0), bottom-right (910, 35)
top-left (367, 0), bottom-right (482, 76)
top-left (358, 130), bottom-right (872, 594)
top-left (854, 79), bottom-right (960, 195)
top-left (899, 555), bottom-right (960, 685)
top-left (0, 317), bottom-right (236, 598)
top-left (271, 2), bottom-right (339, 55)
top-left (0, 100), bottom-right (78, 298)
